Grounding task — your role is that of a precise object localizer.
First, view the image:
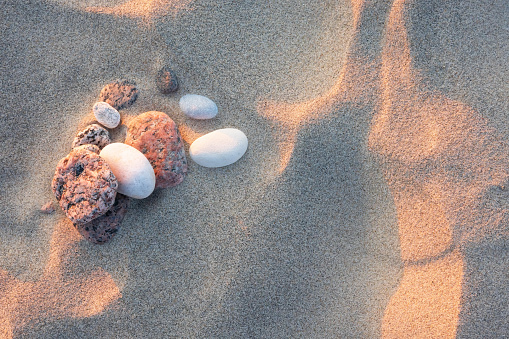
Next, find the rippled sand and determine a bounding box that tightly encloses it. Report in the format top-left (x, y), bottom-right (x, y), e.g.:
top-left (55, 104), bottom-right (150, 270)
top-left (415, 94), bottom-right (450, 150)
top-left (1, 0), bottom-right (508, 337)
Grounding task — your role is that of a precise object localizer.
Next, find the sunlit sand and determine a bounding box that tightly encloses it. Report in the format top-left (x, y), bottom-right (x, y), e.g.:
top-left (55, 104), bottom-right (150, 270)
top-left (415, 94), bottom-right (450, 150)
top-left (86, 0), bottom-right (193, 20)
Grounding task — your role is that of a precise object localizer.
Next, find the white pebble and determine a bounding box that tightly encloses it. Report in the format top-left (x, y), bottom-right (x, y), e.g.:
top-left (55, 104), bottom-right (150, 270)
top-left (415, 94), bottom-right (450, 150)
top-left (100, 143), bottom-right (155, 199)
top-left (93, 102), bottom-right (121, 128)
top-left (190, 128), bottom-right (248, 168)
top-left (179, 94), bottom-right (218, 120)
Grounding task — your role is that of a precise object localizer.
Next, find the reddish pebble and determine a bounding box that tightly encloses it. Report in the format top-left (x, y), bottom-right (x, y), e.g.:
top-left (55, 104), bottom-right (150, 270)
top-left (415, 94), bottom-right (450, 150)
top-left (125, 111), bottom-right (187, 189)
top-left (52, 147), bottom-right (118, 225)
top-left (99, 79), bottom-right (139, 110)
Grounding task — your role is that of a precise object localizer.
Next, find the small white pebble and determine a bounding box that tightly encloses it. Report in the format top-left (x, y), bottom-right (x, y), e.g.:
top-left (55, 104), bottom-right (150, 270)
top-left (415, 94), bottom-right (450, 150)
top-left (179, 94), bottom-right (218, 120)
top-left (93, 101), bottom-right (121, 128)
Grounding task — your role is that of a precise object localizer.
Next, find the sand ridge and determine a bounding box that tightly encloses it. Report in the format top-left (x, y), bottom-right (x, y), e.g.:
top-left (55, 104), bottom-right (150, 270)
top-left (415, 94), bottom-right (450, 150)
top-left (0, 0), bottom-right (508, 337)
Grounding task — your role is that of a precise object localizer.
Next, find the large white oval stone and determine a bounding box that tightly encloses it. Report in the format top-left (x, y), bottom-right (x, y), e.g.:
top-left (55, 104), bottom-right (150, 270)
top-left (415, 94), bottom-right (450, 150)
top-left (100, 143), bottom-right (155, 199)
top-left (179, 94), bottom-right (218, 120)
top-left (190, 128), bottom-right (248, 168)
top-left (93, 101), bottom-right (121, 128)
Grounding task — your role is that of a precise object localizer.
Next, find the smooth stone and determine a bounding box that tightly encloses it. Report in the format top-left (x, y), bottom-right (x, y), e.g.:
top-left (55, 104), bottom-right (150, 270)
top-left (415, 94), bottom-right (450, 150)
top-left (93, 102), bottom-right (120, 128)
top-left (179, 94), bottom-right (218, 120)
top-left (100, 143), bottom-right (156, 199)
top-left (190, 128), bottom-right (248, 168)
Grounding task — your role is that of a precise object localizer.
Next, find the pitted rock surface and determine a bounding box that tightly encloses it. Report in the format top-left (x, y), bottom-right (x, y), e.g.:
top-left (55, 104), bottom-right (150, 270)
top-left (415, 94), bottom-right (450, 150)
top-left (52, 147), bottom-right (118, 225)
top-left (72, 124), bottom-right (111, 149)
top-left (125, 111), bottom-right (187, 188)
top-left (75, 193), bottom-right (130, 244)
top-left (99, 79), bottom-right (139, 110)
top-left (155, 66), bottom-right (179, 94)
top-left (74, 144), bottom-right (101, 154)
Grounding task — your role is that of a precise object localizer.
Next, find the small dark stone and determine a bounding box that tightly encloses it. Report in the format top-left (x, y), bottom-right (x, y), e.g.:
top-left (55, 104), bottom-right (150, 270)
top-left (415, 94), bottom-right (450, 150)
top-left (75, 194), bottom-right (130, 244)
top-left (155, 67), bottom-right (179, 94)
top-left (99, 79), bottom-right (139, 110)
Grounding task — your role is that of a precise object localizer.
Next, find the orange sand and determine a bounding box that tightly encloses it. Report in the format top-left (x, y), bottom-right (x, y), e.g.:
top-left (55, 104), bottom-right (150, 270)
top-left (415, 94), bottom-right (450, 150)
top-left (0, 222), bottom-right (120, 339)
top-left (86, 0), bottom-right (193, 21)
top-left (261, 0), bottom-right (509, 336)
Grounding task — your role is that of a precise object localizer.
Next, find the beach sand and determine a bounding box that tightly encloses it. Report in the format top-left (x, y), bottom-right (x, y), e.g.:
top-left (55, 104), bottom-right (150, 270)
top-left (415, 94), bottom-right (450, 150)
top-left (0, 0), bottom-right (508, 337)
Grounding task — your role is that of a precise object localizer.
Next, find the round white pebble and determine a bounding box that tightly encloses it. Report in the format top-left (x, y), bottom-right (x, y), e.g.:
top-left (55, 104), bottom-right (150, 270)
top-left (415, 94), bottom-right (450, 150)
top-left (179, 94), bottom-right (218, 120)
top-left (93, 101), bottom-right (121, 129)
top-left (99, 143), bottom-right (155, 199)
top-left (190, 128), bottom-right (248, 168)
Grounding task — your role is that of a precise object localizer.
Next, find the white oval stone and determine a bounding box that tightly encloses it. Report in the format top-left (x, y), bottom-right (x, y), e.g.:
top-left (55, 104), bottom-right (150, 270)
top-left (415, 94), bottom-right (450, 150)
top-left (93, 101), bottom-right (121, 128)
top-left (190, 128), bottom-right (248, 168)
top-left (179, 94), bottom-right (218, 120)
top-left (99, 143), bottom-right (155, 199)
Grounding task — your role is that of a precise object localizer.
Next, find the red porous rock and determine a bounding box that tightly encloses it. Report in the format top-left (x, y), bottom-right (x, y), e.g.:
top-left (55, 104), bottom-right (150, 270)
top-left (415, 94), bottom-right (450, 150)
top-left (52, 147), bottom-right (118, 225)
top-left (99, 79), bottom-right (139, 110)
top-left (75, 193), bottom-right (130, 244)
top-left (125, 111), bottom-right (187, 189)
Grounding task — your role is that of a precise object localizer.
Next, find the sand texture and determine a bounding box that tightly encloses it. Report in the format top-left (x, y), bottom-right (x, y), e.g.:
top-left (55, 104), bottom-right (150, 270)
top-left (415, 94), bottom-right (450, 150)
top-left (1, 0), bottom-right (508, 337)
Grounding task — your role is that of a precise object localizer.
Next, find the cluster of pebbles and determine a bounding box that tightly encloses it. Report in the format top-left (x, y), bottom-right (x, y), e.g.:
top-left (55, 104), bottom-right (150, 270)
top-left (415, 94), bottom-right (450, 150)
top-left (50, 68), bottom-right (248, 244)
top-left (50, 77), bottom-right (187, 244)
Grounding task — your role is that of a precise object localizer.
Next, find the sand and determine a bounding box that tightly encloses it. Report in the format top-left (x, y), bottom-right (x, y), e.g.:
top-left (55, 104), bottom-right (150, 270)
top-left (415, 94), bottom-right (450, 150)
top-left (0, 0), bottom-right (508, 337)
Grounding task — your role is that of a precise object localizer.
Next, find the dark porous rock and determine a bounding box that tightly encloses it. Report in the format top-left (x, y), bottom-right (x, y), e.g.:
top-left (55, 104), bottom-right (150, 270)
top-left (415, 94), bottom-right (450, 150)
top-left (75, 194), bottom-right (130, 244)
top-left (125, 111), bottom-right (187, 188)
top-left (41, 201), bottom-right (56, 214)
top-left (52, 147), bottom-right (118, 225)
top-left (155, 66), bottom-right (179, 94)
top-left (99, 79), bottom-right (139, 110)
top-left (72, 124), bottom-right (111, 149)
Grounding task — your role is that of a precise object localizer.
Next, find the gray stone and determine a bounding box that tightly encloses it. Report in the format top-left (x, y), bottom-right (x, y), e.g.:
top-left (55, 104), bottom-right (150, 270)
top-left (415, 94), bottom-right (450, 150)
top-left (41, 201), bottom-right (56, 214)
top-left (93, 101), bottom-right (120, 129)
